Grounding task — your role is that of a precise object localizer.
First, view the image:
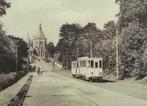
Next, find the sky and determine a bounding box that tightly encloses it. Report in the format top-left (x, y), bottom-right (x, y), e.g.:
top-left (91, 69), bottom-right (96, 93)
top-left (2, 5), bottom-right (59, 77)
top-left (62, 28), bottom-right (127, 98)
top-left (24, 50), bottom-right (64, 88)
top-left (1, 0), bottom-right (119, 45)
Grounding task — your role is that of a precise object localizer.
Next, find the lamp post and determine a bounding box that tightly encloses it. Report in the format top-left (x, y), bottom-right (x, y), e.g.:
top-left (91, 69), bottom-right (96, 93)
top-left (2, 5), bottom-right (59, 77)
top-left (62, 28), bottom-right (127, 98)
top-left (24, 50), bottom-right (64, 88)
top-left (52, 54), bottom-right (55, 71)
top-left (90, 39), bottom-right (93, 57)
top-left (116, 27), bottom-right (119, 79)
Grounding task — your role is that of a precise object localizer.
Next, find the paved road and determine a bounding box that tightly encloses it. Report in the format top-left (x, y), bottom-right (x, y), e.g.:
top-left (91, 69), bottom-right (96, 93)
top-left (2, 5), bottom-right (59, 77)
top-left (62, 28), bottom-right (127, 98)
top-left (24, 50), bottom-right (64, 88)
top-left (22, 60), bottom-right (147, 106)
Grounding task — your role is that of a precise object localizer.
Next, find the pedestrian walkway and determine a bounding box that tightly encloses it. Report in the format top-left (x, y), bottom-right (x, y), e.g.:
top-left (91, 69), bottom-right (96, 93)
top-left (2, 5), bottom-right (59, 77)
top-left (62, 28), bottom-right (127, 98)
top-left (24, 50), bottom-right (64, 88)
top-left (0, 73), bottom-right (31, 106)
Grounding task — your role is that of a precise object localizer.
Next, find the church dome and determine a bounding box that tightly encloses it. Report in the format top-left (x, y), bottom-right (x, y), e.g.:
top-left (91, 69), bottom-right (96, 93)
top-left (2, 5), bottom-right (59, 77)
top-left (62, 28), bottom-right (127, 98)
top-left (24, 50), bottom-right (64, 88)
top-left (34, 24), bottom-right (46, 39)
top-left (32, 24), bottom-right (47, 58)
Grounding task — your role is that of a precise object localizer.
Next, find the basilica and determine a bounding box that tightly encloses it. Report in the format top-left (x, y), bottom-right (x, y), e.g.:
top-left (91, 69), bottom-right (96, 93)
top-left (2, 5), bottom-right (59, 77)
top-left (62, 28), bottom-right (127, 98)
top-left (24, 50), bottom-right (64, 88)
top-left (27, 24), bottom-right (47, 60)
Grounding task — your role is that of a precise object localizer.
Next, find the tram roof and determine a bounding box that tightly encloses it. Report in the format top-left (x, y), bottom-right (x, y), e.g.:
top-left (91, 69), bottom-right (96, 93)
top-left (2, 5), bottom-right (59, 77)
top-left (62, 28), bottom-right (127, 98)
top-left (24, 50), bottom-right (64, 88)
top-left (78, 57), bottom-right (102, 61)
top-left (71, 57), bottom-right (102, 63)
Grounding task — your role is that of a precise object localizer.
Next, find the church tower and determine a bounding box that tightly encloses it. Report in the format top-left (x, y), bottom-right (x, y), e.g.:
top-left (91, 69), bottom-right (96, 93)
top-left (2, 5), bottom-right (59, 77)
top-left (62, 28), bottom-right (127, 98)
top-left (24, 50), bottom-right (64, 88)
top-left (33, 24), bottom-right (47, 58)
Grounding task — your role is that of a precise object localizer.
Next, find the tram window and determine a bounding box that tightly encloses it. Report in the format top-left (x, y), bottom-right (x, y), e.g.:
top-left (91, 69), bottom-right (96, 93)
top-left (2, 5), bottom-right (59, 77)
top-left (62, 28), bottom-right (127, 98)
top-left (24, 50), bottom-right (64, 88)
top-left (72, 63), bottom-right (77, 68)
top-left (77, 63), bottom-right (79, 68)
top-left (84, 61), bottom-right (86, 67)
top-left (99, 60), bottom-right (102, 68)
top-left (80, 61), bottom-right (82, 67)
top-left (88, 60), bottom-right (90, 67)
top-left (95, 62), bottom-right (98, 68)
top-left (72, 63), bottom-right (74, 68)
top-left (91, 60), bottom-right (94, 68)
top-left (80, 61), bottom-right (86, 67)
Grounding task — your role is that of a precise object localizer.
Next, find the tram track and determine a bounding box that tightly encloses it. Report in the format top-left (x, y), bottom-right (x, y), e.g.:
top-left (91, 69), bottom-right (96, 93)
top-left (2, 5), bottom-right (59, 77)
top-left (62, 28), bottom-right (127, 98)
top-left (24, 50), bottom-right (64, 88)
top-left (7, 75), bottom-right (33, 106)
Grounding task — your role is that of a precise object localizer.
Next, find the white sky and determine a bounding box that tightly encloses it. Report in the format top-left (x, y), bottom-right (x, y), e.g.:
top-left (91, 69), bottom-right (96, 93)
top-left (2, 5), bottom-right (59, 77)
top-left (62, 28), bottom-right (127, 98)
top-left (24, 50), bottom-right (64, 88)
top-left (1, 0), bottom-right (119, 45)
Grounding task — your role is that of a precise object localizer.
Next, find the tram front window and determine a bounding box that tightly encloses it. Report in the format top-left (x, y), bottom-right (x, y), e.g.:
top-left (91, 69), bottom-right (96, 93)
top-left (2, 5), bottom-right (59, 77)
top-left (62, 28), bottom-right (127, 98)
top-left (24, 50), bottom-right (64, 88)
top-left (95, 62), bottom-right (98, 68)
top-left (72, 63), bottom-right (76, 68)
top-left (80, 61), bottom-right (86, 67)
top-left (99, 60), bottom-right (102, 68)
top-left (88, 60), bottom-right (90, 67)
top-left (91, 60), bottom-right (94, 68)
top-left (77, 63), bottom-right (79, 68)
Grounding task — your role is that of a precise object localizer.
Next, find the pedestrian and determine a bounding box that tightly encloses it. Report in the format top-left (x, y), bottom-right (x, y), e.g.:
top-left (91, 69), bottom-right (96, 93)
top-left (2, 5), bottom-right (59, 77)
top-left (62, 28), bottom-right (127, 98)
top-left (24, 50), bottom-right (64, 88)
top-left (37, 66), bottom-right (40, 75)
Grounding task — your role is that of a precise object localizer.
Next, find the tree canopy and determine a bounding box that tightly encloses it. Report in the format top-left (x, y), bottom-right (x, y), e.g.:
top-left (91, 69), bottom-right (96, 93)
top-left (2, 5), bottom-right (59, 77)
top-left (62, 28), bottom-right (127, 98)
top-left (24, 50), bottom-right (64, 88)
top-left (0, 23), bottom-right (29, 73)
top-left (46, 42), bottom-right (55, 58)
top-left (0, 0), bottom-right (10, 16)
top-left (116, 0), bottom-right (147, 79)
top-left (55, 0), bottom-right (147, 80)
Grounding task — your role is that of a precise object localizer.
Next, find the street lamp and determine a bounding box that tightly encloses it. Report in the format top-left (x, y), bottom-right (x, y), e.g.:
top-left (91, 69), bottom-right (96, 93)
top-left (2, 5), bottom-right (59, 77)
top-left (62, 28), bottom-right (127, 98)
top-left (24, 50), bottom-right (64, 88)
top-left (116, 26), bottom-right (119, 79)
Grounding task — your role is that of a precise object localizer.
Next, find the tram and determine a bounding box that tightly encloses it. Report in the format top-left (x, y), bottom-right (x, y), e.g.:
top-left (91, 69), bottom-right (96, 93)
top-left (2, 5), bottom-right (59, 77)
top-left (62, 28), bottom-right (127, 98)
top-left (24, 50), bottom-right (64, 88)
top-left (71, 57), bottom-right (103, 81)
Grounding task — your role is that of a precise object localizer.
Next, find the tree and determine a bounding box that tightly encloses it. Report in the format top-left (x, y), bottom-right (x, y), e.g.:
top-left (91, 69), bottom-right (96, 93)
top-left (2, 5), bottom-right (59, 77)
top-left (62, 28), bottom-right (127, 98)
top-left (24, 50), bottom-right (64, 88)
top-left (0, 0), bottom-right (29, 73)
top-left (0, 30), bottom-right (29, 73)
top-left (46, 42), bottom-right (55, 58)
top-left (116, 0), bottom-right (147, 79)
top-left (56, 23), bottom-right (81, 69)
top-left (119, 23), bottom-right (145, 79)
top-left (5, 36), bottom-right (29, 72)
top-left (56, 22), bottom-right (115, 71)
top-left (0, 0), bottom-right (11, 16)
top-left (115, 0), bottom-right (147, 30)
top-left (103, 21), bottom-right (116, 39)
top-left (81, 23), bottom-right (101, 57)
top-left (94, 21), bottom-right (116, 74)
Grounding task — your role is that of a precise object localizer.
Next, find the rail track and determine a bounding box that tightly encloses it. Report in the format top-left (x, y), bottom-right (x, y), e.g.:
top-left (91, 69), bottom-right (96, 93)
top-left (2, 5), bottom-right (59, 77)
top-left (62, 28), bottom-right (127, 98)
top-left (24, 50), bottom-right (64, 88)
top-left (7, 75), bottom-right (33, 106)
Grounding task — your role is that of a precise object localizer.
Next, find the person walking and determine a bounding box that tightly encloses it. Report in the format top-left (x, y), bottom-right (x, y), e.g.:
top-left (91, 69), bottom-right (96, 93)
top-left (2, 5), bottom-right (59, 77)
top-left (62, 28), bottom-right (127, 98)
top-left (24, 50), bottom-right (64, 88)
top-left (37, 66), bottom-right (40, 75)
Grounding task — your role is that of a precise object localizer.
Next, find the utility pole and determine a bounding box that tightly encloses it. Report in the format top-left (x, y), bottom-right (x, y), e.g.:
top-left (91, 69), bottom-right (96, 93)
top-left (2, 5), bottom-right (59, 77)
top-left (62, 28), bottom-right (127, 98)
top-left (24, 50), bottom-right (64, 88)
top-left (66, 48), bottom-right (68, 69)
top-left (52, 54), bottom-right (55, 71)
top-left (90, 40), bottom-right (93, 57)
top-left (116, 28), bottom-right (119, 79)
top-left (76, 39), bottom-right (79, 60)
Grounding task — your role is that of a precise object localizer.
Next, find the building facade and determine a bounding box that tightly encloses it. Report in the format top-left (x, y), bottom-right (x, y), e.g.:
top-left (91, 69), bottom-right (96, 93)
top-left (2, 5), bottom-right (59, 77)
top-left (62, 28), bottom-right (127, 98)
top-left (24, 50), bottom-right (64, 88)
top-left (33, 24), bottom-right (47, 58)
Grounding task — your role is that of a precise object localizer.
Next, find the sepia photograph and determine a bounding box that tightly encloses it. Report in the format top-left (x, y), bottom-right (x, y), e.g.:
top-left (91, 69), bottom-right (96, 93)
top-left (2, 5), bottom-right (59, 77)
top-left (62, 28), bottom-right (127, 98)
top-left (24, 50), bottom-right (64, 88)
top-left (0, 0), bottom-right (147, 106)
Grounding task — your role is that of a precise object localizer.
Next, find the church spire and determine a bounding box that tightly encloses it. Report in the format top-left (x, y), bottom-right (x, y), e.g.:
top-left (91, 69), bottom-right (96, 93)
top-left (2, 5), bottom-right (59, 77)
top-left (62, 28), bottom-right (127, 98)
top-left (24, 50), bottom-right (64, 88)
top-left (33, 24), bottom-right (47, 58)
top-left (34, 24), bottom-right (45, 38)
top-left (39, 24), bottom-right (42, 30)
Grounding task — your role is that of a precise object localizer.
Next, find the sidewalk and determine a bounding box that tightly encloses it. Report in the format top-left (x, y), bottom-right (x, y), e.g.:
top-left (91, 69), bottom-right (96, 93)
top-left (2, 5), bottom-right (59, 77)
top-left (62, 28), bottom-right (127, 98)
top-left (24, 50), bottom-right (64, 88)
top-left (0, 73), bottom-right (31, 106)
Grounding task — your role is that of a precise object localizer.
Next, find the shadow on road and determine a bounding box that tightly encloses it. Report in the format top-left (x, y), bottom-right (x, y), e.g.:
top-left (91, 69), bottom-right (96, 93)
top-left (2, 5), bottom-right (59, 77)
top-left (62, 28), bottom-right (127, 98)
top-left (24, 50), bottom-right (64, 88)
top-left (91, 79), bottom-right (116, 83)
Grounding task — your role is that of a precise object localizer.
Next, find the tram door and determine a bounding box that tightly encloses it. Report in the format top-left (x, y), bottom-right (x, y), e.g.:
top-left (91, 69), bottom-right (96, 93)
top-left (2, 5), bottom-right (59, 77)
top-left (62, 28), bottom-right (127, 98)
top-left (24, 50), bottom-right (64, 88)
top-left (71, 61), bottom-right (77, 76)
top-left (76, 61), bottom-right (80, 76)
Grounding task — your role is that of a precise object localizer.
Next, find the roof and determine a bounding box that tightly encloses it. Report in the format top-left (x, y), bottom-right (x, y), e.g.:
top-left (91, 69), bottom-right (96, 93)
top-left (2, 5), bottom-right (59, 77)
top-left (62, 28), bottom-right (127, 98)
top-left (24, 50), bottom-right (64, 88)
top-left (78, 57), bottom-right (88, 60)
top-left (78, 57), bottom-right (102, 61)
top-left (34, 24), bottom-right (46, 39)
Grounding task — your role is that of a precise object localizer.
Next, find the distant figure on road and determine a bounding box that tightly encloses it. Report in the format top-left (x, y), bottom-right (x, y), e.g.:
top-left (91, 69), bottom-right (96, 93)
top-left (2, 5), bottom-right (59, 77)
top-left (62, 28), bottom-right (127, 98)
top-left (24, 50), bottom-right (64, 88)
top-left (37, 66), bottom-right (40, 75)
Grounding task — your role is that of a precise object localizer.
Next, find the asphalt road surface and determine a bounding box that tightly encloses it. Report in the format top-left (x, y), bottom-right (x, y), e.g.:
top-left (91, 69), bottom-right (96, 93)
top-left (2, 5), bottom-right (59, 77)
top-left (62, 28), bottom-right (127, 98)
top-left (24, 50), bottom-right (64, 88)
top-left (21, 60), bottom-right (147, 106)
